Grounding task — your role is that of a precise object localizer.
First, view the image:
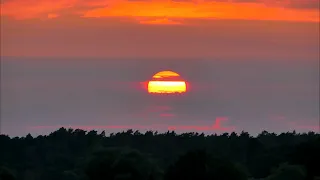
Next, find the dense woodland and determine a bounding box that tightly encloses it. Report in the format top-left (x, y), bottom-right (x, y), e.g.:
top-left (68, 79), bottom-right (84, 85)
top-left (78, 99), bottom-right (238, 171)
top-left (0, 128), bottom-right (319, 180)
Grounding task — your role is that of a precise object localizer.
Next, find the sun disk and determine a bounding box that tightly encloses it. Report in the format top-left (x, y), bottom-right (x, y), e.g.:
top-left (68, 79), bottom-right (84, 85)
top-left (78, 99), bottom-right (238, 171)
top-left (147, 71), bottom-right (187, 94)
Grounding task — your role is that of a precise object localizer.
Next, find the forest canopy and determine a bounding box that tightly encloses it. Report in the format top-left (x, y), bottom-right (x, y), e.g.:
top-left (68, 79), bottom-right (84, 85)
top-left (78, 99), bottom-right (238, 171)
top-left (0, 128), bottom-right (319, 180)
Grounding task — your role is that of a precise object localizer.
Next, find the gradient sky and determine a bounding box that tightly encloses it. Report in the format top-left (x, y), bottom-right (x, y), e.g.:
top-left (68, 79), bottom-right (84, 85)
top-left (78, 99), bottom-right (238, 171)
top-left (1, 0), bottom-right (319, 136)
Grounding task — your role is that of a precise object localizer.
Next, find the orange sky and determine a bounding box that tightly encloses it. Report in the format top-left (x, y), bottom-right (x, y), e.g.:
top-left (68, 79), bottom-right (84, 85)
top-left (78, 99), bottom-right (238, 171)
top-left (1, 0), bottom-right (319, 23)
top-left (1, 0), bottom-right (319, 59)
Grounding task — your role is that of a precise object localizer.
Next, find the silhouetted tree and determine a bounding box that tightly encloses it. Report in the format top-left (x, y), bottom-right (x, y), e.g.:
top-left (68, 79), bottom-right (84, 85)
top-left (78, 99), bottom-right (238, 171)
top-left (0, 166), bottom-right (16, 180)
top-left (164, 149), bottom-right (247, 180)
top-left (289, 137), bottom-right (320, 180)
top-left (84, 148), bottom-right (162, 180)
top-left (265, 163), bottom-right (306, 180)
top-left (0, 128), bottom-right (319, 180)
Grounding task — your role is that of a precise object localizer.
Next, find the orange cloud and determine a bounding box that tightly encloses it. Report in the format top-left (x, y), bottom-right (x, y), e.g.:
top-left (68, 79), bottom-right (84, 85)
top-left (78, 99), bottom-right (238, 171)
top-left (138, 18), bottom-right (183, 25)
top-left (82, 1), bottom-right (319, 22)
top-left (47, 13), bottom-right (59, 19)
top-left (1, 0), bottom-right (319, 22)
top-left (1, 0), bottom-right (75, 20)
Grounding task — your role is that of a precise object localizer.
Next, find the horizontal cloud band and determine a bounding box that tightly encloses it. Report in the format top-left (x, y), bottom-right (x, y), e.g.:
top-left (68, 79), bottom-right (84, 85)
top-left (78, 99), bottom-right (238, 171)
top-left (1, 0), bottom-right (319, 22)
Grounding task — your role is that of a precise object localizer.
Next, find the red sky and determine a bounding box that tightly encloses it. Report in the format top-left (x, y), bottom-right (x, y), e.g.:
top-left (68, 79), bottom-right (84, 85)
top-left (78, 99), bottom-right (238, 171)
top-left (1, 0), bottom-right (319, 59)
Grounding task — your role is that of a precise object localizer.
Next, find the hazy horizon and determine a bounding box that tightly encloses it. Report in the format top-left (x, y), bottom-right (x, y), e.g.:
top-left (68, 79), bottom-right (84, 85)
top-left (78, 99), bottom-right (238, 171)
top-left (1, 56), bottom-right (319, 137)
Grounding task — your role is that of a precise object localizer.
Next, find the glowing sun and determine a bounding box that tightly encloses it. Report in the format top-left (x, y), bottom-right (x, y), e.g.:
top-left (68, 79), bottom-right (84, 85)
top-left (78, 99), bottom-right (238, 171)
top-left (148, 70), bottom-right (187, 94)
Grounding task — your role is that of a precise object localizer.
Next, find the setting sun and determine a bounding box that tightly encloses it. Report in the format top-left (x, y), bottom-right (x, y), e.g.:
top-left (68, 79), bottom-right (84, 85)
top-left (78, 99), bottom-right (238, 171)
top-left (148, 71), bottom-right (187, 94)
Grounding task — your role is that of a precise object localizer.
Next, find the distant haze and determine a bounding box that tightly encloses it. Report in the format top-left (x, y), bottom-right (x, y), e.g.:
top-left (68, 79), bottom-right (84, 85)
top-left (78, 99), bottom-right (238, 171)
top-left (1, 57), bottom-right (319, 136)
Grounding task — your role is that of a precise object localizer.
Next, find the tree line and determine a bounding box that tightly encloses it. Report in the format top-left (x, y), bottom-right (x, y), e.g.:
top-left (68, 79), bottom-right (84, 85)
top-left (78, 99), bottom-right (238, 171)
top-left (0, 128), bottom-right (319, 180)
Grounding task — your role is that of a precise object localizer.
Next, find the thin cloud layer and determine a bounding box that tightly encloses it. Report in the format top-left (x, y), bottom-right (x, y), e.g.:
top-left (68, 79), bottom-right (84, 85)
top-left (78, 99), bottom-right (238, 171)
top-left (28, 117), bottom-right (236, 133)
top-left (1, 0), bottom-right (319, 22)
top-left (137, 18), bottom-right (183, 25)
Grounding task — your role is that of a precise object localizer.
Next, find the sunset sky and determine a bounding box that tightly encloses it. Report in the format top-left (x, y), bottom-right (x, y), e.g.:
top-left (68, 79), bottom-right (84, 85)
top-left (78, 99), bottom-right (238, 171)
top-left (1, 0), bottom-right (319, 136)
